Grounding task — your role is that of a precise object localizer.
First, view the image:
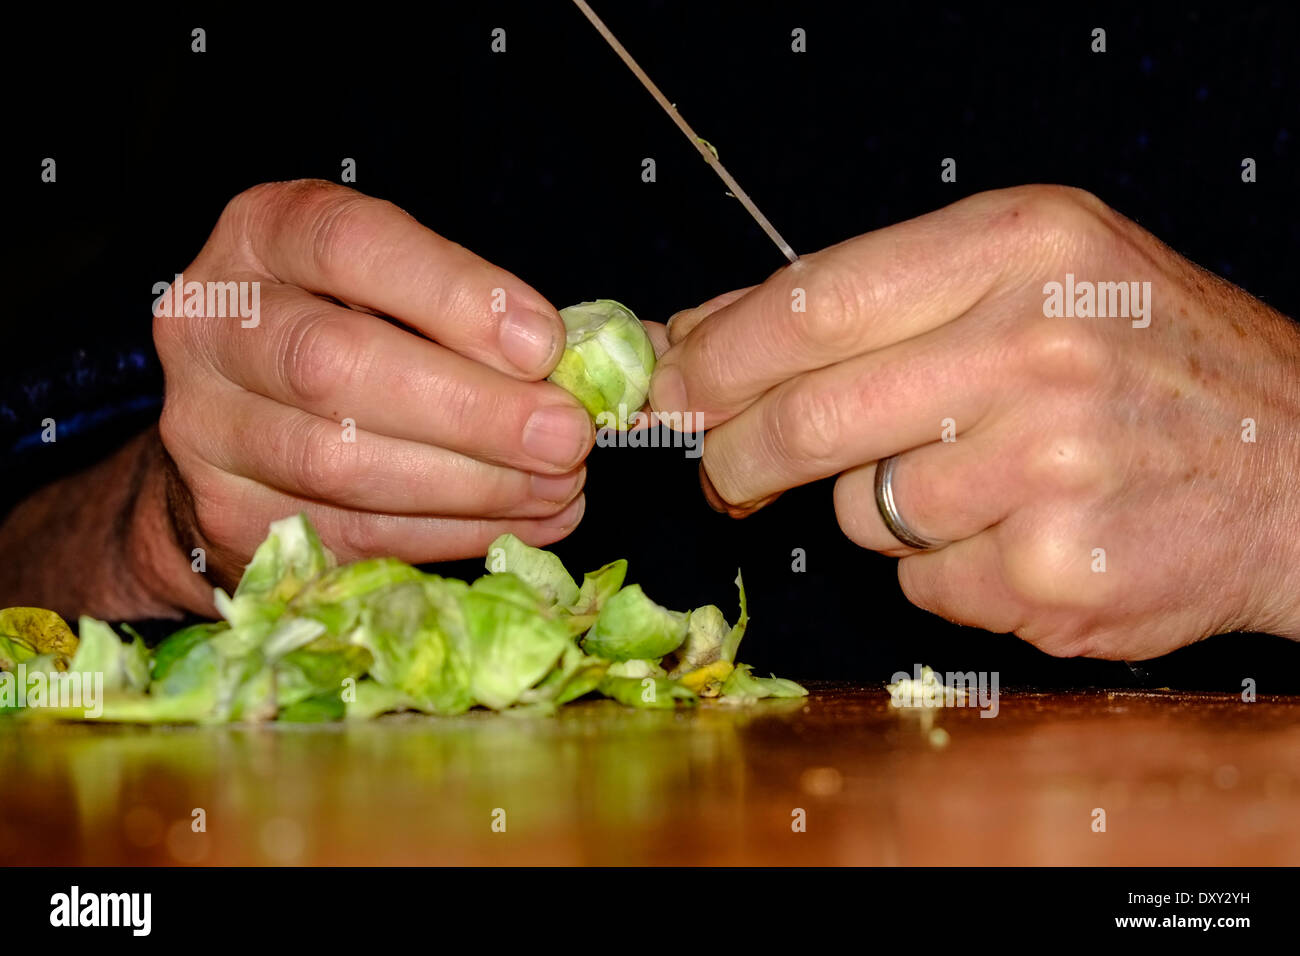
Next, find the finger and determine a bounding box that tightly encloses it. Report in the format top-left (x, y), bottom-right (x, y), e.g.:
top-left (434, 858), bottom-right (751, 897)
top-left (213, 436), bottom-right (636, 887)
top-left (223, 179), bottom-right (565, 379)
top-left (651, 188), bottom-right (1051, 425)
top-left (196, 389), bottom-right (587, 519)
top-left (203, 285), bottom-right (594, 475)
top-left (700, 316), bottom-right (999, 508)
top-left (206, 478), bottom-right (588, 566)
top-left (643, 320), bottom-right (670, 359)
top-left (896, 531), bottom-right (1025, 635)
top-left (699, 462), bottom-right (781, 518)
top-left (665, 285), bottom-right (756, 345)
top-left (832, 431), bottom-right (1016, 556)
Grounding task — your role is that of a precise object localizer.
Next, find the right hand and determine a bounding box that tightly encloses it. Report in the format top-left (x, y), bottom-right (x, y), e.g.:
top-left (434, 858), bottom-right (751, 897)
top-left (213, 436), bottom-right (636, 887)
top-left (153, 180), bottom-right (594, 607)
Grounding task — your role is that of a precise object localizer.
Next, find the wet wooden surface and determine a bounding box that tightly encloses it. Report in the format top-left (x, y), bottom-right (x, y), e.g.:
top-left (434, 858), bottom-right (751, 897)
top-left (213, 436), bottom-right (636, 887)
top-left (2, 684), bottom-right (1297, 865)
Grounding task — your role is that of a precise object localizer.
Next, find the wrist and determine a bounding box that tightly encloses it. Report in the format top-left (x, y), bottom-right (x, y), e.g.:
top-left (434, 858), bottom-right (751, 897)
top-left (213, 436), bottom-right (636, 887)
top-left (1245, 316), bottom-right (1300, 640)
top-left (122, 429), bottom-right (217, 619)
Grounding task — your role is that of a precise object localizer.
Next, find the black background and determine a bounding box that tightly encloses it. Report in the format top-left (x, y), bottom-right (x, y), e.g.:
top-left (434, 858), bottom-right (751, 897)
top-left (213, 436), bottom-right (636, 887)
top-left (7, 2), bottom-right (1299, 689)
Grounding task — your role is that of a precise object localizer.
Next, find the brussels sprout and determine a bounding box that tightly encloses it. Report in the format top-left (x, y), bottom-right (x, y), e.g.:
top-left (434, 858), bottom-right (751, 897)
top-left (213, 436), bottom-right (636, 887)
top-left (548, 299), bottom-right (656, 428)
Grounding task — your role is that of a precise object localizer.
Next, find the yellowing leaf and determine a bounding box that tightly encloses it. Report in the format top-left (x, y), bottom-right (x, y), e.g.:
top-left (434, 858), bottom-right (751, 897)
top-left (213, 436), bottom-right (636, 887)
top-left (678, 660), bottom-right (734, 697)
top-left (0, 607), bottom-right (78, 656)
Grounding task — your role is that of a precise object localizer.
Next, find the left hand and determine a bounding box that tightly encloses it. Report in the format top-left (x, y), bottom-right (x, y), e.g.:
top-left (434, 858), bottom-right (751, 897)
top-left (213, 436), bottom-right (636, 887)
top-left (650, 185), bottom-right (1300, 660)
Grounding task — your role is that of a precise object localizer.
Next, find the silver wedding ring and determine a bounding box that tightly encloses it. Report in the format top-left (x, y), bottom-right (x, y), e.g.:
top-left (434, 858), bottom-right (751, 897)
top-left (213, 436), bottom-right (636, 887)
top-left (874, 455), bottom-right (945, 551)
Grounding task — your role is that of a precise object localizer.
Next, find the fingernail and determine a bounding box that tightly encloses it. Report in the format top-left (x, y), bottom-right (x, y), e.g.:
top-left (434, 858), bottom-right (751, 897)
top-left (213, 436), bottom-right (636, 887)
top-left (698, 463), bottom-right (781, 519)
top-left (649, 364), bottom-right (687, 414)
top-left (699, 464), bottom-right (729, 514)
top-left (522, 405), bottom-right (593, 469)
top-left (666, 308), bottom-right (704, 343)
top-left (500, 309), bottom-right (559, 374)
top-left (543, 493), bottom-right (586, 529)
top-left (531, 468), bottom-right (585, 503)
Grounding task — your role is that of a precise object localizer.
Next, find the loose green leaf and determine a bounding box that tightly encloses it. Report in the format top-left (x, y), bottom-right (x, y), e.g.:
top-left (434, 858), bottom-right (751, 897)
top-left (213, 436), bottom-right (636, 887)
top-left (518, 644), bottom-right (608, 710)
top-left (276, 643), bottom-right (372, 710)
top-left (583, 584), bottom-right (688, 661)
top-left (462, 574), bottom-right (571, 709)
top-left (14, 512), bottom-right (802, 723)
top-left (720, 571), bottom-right (748, 664)
top-left (669, 604), bottom-right (728, 676)
top-left (290, 558), bottom-right (424, 636)
top-left (720, 662), bottom-right (808, 702)
top-left (605, 658), bottom-right (665, 679)
top-left (278, 691), bottom-right (347, 723)
top-left (570, 559), bottom-right (628, 616)
top-left (345, 680), bottom-right (417, 721)
top-left (215, 512), bottom-right (336, 627)
top-left (150, 622), bottom-right (226, 684)
top-left (485, 534), bottom-right (580, 609)
top-left (352, 578), bottom-right (474, 715)
top-left (598, 675), bottom-right (697, 709)
top-left (70, 617), bottom-right (150, 694)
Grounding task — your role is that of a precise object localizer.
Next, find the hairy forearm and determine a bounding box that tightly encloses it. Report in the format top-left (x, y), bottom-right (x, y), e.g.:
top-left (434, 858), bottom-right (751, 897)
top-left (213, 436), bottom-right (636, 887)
top-left (0, 426), bottom-right (213, 621)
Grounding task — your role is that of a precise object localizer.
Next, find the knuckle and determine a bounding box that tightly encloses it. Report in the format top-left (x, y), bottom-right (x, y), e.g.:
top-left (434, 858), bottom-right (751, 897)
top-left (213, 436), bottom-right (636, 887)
top-left (1015, 616), bottom-right (1099, 658)
top-left (999, 523), bottom-right (1113, 611)
top-left (799, 262), bottom-right (867, 344)
top-left (279, 310), bottom-right (363, 407)
top-left (692, 326), bottom-right (749, 408)
top-left (232, 180), bottom-right (378, 284)
top-left (1014, 319), bottom-right (1110, 386)
top-left (220, 179), bottom-right (335, 230)
top-left (157, 400), bottom-right (188, 457)
top-left (219, 180), bottom-right (372, 278)
top-left (771, 382), bottom-right (844, 465)
top-left (897, 557), bottom-right (941, 614)
top-left (832, 475), bottom-right (875, 549)
top-left (892, 460), bottom-right (948, 532)
top-left (307, 194), bottom-right (381, 284)
top-left (975, 185), bottom-right (1111, 273)
top-left (998, 184), bottom-right (1105, 235)
top-left (1024, 433), bottom-right (1106, 494)
top-left (432, 375), bottom-right (500, 438)
top-left (334, 511), bottom-right (390, 559)
top-left (1000, 535), bottom-right (1070, 607)
top-left (285, 415), bottom-right (354, 501)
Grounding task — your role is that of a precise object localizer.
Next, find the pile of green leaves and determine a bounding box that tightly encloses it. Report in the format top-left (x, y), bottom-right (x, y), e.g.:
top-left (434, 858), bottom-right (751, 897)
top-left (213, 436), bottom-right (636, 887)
top-left (0, 514), bottom-right (804, 723)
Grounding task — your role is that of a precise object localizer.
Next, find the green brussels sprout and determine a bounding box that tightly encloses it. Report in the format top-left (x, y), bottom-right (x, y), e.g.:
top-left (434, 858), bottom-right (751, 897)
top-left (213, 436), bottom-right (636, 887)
top-left (548, 299), bottom-right (656, 428)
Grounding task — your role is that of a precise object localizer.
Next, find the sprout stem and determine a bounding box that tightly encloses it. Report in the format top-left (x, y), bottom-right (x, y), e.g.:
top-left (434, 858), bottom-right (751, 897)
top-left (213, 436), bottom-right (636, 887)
top-left (570, 0), bottom-right (800, 264)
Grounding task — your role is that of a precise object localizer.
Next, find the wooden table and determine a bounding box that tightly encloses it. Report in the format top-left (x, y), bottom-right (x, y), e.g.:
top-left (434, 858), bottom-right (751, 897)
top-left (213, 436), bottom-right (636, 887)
top-left (2, 684), bottom-right (1297, 865)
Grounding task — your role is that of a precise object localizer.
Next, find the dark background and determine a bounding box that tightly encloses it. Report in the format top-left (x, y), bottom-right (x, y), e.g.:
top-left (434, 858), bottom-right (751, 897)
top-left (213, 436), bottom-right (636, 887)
top-left (6, 2), bottom-right (1299, 689)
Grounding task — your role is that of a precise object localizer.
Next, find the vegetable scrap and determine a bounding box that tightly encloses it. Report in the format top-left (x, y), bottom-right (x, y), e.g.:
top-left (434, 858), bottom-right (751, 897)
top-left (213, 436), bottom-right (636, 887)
top-left (885, 665), bottom-right (968, 709)
top-left (0, 514), bottom-right (805, 723)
